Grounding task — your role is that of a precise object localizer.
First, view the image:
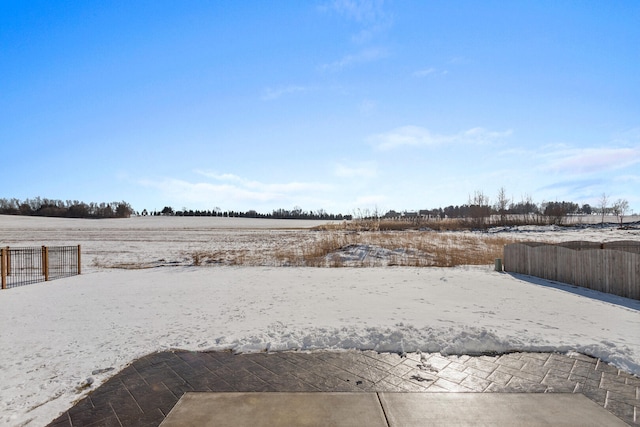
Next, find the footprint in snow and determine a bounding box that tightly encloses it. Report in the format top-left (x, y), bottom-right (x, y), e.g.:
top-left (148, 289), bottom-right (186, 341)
top-left (417, 363), bottom-right (439, 373)
top-left (91, 367), bottom-right (114, 375)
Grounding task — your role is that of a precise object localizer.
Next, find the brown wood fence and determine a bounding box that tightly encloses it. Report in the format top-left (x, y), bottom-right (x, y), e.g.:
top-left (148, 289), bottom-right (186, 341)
top-left (503, 241), bottom-right (640, 300)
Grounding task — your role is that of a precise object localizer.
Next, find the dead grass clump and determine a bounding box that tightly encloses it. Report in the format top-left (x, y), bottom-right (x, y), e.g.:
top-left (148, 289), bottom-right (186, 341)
top-left (328, 253), bottom-right (344, 268)
top-left (91, 258), bottom-right (152, 269)
top-left (227, 250), bottom-right (248, 266)
top-left (92, 256), bottom-right (154, 270)
top-left (191, 251), bottom-right (203, 266)
top-left (376, 220), bottom-right (416, 231)
top-left (298, 232), bottom-right (355, 266)
top-left (426, 234), bottom-right (529, 266)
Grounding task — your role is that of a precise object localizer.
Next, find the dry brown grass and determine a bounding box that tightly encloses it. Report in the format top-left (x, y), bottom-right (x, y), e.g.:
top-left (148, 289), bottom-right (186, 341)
top-left (264, 230), bottom-right (532, 267)
top-left (90, 258), bottom-right (155, 269)
top-left (315, 216), bottom-right (555, 233)
top-left (314, 217), bottom-right (488, 232)
top-left (88, 225), bottom-right (546, 270)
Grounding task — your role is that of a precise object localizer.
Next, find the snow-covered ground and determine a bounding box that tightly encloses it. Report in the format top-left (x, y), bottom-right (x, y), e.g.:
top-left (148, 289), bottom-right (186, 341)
top-left (0, 215), bottom-right (639, 426)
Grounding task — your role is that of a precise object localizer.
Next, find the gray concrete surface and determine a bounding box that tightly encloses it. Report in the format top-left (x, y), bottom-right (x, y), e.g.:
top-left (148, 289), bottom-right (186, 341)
top-left (379, 392), bottom-right (628, 426)
top-left (160, 392), bottom-right (628, 427)
top-left (160, 392), bottom-right (388, 427)
top-left (47, 350), bottom-right (639, 426)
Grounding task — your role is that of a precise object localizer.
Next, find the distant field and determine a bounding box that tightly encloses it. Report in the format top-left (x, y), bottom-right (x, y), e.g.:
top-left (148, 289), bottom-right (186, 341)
top-left (1, 214), bottom-right (638, 271)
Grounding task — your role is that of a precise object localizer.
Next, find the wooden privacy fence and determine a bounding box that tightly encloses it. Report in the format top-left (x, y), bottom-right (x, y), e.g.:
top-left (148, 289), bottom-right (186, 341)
top-left (1, 245), bottom-right (81, 289)
top-left (503, 241), bottom-right (640, 300)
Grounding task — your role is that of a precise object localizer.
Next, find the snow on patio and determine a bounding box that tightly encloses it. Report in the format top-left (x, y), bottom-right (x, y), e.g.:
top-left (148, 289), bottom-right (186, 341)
top-left (1, 265), bottom-right (639, 426)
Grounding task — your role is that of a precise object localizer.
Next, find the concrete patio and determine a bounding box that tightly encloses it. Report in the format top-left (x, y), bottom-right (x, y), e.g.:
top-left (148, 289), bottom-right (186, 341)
top-left (46, 350), bottom-right (639, 426)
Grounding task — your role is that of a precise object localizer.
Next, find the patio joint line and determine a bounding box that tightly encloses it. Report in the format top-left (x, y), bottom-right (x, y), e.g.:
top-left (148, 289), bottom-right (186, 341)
top-left (108, 402), bottom-right (124, 427)
top-left (375, 392), bottom-right (391, 427)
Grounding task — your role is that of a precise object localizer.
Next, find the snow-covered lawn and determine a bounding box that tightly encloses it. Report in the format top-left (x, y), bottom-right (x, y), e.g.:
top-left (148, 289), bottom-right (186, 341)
top-left (0, 215), bottom-right (639, 426)
top-left (1, 266), bottom-right (639, 426)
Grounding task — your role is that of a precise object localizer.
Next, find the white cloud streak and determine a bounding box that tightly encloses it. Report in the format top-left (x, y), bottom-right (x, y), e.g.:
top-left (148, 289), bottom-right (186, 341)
top-left (412, 67), bottom-right (449, 78)
top-left (325, 0), bottom-right (386, 23)
top-left (369, 126), bottom-right (512, 151)
top-left (333, 162), bottom-right (377, 178)
top-left (544, 147), bottom-right (640, 174)
top-left (195, 170), bottom-right (332, 193)
top-left (139, 178), bottom-right (276, 204)
top-left (261, 85), bottom-right (311, 100)
top-left (321, 48), bottom-right (387, 71)
top-left (139, 172), bottom-right (334, 208)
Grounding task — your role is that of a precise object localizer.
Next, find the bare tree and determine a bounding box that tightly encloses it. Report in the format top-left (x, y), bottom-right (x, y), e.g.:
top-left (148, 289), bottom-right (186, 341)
top-left (468, 190), bottom-right (491, 229)
top-left (495, 187), bottom-right (510, 225)
top-left (598, 193), bottom-right (609, 226)
top-left (612, 199), bottom-right (629, 226)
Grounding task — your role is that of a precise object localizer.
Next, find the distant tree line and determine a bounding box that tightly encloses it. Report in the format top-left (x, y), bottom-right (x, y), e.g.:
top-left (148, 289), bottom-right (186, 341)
top-left (0, 197), bottom-right (133, 219)
top-left (3, 189), bottom-right (630, 226)
top-left (382, 189), bottom-right (631, 228)
top-left (419, 201), bottom-right (594, 221)
top-left (141, 206), bottom-right (352, 221)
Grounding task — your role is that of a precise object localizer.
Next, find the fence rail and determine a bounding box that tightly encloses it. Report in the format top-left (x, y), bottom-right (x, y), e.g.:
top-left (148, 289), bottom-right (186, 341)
top-left (1, 245), bottom-right (81, 289)
top-left (503, 241), bottom-right (640, 300)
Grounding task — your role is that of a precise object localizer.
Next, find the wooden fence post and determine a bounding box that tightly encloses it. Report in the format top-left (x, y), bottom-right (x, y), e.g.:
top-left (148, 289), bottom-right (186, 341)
top-left (5, 246), bottom-right (10, 276)
top-left (42, 246), bottom-right (49, 281)
top-left (77, 244), bottom-right (81, 275)
top-left (1, 247), bottom-right (6, 289)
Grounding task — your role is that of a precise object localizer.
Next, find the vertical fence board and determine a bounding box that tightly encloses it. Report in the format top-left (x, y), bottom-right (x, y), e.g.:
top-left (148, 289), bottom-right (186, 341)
top-left (1, 248), bottom-right (6, 289)
top-left (504, 241), bottom-right (640, 300)
top-left (43, 246), bottom-right (49, 281)
top-left (5, 246), bottom-right (10, 276)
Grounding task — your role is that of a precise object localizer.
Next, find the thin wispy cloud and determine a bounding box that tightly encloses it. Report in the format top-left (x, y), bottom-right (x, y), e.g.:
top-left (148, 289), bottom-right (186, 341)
top-left (261, 85), bottom-right (312, 100)
top-left (616, 174), bottom-right (640, 184)
top-left (321, 48), bottom-right (387, 71)
top-left (317, 0), bottom-right (391, 73)
top-left (138, 172), bottom-right (336, 210)
top-left (358, 99), bottom-right (377, 115)
top-left (324, 0), bottom-right (386, 23)
top-left (537, 178), bottom-right (603, 194)
top-left (333, 161), bottom-right (377, 178)
top-left (544, 147), bottom-right (640, 174)
top-left (610, 127), bottom-right (640, 144)
top-left (198, 172), bottom-right (244, 182)
top-left (139, 178), bottom-right (278, 204)
top-left (448, 56), bottom-right (470, 65)
top-left (369, 126), bottom-right (512, 151)
top-left (195, 170), bottom-right (332, 193)
top-left (413, 67), bottom-right (448, 77)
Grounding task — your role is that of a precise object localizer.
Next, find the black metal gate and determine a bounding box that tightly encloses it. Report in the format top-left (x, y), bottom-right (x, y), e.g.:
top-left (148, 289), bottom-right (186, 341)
top-left (1, 245), bottom-right (81, 289)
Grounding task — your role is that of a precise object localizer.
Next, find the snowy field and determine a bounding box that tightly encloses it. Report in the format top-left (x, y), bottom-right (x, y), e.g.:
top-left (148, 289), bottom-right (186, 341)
top-left (0, 215), bottom-right (639, 426)
top-left (1, 214), bottom-right (639, 270)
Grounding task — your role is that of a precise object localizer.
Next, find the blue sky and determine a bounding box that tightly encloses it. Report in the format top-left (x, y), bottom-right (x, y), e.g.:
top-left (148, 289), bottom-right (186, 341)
top-left (2, 1), bottom-right (639, 214)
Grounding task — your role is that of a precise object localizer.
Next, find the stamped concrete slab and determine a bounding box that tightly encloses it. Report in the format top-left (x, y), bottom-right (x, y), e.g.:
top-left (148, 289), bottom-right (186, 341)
top-left (378, 392), bottom-right (629, 426)
top-left (160, 392), bottom-right (388, 427)
top-left (47, 350), bottom-right (639, 426)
